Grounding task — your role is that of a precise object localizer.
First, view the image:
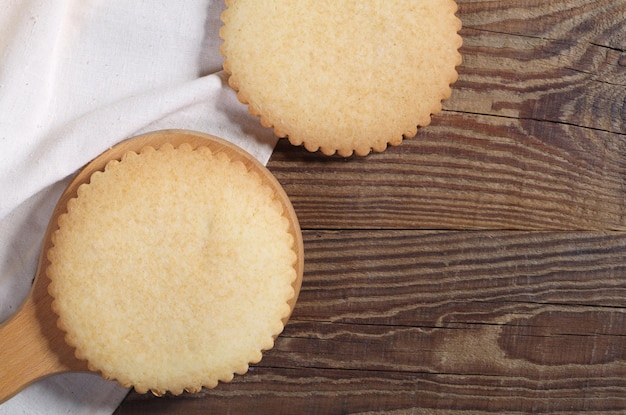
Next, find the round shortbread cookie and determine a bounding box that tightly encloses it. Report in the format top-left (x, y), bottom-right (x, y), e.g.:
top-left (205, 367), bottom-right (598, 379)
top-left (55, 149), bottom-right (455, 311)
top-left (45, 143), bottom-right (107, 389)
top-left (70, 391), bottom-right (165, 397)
top-left (47, 143), bottom-right (297, 395)
top-left (220, 0), bottom-right (462, 156)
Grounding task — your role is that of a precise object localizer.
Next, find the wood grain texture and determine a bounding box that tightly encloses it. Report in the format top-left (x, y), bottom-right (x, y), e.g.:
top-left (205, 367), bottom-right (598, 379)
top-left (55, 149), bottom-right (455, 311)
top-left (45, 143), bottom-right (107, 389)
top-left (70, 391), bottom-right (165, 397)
top-left (117, 231), bottom-right (626, 414)
top-left (117, 0), bottom-right (626, 413)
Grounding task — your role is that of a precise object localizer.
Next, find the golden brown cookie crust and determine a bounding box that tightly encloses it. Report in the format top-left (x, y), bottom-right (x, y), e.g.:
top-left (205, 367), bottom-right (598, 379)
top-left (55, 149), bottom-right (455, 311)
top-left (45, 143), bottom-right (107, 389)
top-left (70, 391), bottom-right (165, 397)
top-left (47, 143), bottom-right (297, 395)
top-left (220, 0), bottom-right (462, 156)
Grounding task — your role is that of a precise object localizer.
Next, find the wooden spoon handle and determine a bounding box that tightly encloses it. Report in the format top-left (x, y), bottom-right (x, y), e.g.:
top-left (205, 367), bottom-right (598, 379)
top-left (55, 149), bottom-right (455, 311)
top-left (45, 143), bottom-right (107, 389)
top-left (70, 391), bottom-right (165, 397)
top-left (0, 281), bottom-right (87, 403)
top-left (0, 298), bottom-right (40, 403)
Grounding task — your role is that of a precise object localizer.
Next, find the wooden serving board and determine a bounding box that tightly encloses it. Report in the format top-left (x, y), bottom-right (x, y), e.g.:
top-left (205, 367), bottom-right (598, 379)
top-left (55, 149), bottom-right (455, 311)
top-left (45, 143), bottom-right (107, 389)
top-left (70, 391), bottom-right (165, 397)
top-left (0, 129), bottom-right (304, 403)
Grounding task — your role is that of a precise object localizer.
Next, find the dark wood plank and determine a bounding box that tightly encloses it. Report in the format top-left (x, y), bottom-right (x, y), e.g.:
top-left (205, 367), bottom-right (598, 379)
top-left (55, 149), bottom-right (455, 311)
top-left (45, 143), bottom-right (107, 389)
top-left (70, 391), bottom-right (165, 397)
top-left (456, 0), bottom-right (625, 132)
top-left (116, 230), bottom-right (626, 414)
top-left (269, 115), bottom-right (626, 230)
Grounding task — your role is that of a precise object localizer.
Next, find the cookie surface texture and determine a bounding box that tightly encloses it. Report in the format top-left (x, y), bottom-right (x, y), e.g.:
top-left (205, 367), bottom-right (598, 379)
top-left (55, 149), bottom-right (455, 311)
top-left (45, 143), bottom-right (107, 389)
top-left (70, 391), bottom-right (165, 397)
top-left (47, 143), bottom-right (297, 395)
top-left (220, 0), bottom-right (462, 156)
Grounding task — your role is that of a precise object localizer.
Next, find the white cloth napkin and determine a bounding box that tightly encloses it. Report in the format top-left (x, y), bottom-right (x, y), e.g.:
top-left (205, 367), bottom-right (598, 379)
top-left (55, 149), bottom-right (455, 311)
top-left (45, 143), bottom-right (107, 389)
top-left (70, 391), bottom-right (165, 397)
top-left (0, 1), bottom-right (277, 413)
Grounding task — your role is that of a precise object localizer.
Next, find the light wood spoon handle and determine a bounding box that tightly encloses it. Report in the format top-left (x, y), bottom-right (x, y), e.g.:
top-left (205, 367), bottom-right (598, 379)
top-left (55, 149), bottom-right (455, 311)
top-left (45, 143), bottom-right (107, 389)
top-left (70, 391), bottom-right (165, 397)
top-left (0, 265), bottom-right (88, 403)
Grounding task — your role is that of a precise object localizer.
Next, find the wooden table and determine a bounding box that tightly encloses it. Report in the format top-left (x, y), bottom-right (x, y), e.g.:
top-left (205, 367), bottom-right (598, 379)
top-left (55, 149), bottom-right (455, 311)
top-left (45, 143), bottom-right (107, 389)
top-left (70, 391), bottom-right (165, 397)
top-left (116, 1), bottom-right (626, 413)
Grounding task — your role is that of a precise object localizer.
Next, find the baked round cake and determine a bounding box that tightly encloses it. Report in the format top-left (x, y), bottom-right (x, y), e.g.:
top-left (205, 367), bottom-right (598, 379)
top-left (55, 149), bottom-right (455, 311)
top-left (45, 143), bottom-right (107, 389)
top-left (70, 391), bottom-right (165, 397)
top-left (220, 0), bottom-right (463, 156)
top-left (47, 142), bottom-right (298, 395)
